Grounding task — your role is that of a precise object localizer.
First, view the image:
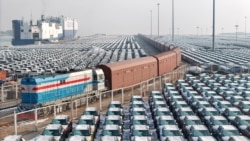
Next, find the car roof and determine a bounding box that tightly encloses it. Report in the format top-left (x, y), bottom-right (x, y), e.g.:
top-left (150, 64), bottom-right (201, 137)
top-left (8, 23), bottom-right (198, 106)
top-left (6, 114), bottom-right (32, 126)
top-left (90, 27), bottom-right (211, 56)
top-left (156, 107), bottom-right (170, 111)
top-left (107, 107), bottom-right (121, 111)
top-left (219, 125), bottom-right (238, 130)
top-left (45, 124), bottom-right (62, 130)
top-left (210, 116), bottom-right (227, 120)
top-left (132, 101), bottom-right (144, 104)
top-left (159, 116), bottom-right (175, 120)
top-left (162, 125), bottom-right (179, 130)
top-left (101, 136), bottom-right (119, 141)
top-left (104, 125), bottom-right (119, 130)
top-left (69, 136), bottom-right (86, 141)
top-left (106, 115), bottom-right (121, 120)
top-left (132, 125), bottom-right (148, 130)
top-left (85, 107), bottom-right (97, 111)
top-left (183, 115), bottom-right (200, 120)
top-left (165, 136), bottom-right (185, 141)
top-left (236, 115), bottom-right (250, 120)
top-left (198, 136), bottom-right (217, 141)
top-left (75, 124), bottom-right (90, 130)
top-left (202, 107), bottom-right (217, 111)
top-left (132, 107), bottom-right (145, 111)
top-left (229, 136), bottom-right (250, 141)
top-left (132, 95), bottom-right (143, 98)
top-left (132, 115), bottom-right (147, 120)
top-left (188, 125), bottom-right (208, 130)
top-left (110, 101), bottom-right (121, 104)
top-left (226, 107), bottom-right (241, 111)
top-left (80, 115), bottom-right (94, 120)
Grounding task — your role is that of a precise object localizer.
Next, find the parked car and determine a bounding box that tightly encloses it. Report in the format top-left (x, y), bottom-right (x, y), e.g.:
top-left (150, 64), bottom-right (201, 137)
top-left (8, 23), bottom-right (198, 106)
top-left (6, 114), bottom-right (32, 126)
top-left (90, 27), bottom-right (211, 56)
top-left (239, 125), bottom-right (250, 138)
top-left (51, 115), bottom-right (72, 137)
top-left (158, 125), bottom-right (184, 141)
top-left (130, 125), bottom-right (152, 141)
top-left (213, 125), bottom-right (241, 141)
top-left (68, 125), bottom-right (93, 141)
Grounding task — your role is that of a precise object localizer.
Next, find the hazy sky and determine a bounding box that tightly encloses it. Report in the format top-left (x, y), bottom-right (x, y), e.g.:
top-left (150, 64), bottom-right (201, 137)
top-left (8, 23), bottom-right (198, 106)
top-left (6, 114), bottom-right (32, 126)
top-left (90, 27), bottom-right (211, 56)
top-left (0, 0), bottom-right (249, 36)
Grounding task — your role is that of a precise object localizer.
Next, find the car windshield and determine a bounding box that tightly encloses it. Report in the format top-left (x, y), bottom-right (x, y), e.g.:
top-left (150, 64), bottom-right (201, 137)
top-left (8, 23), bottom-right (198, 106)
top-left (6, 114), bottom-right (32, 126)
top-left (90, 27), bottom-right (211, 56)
top-left (239, 120), bottom-right (250, 125)
top-left (180, 111), bottom-right (194, 116)
top-left (154, 104), bottom-right (166, 108)
top-left (192, 130), bottom-right (210, 136)
top-left (133, 111), bottom-right (145, 115)
top-left (131, 98), bottom-right (143, 102)
top-left (42, 129), bottom-right (60, 136)
top-left (228, 111), bottom-right (242, 116)
top-left (78, 119), bottom-right (94, 125)
top-left (157, 111), bottom-right (171, 116)
top-left (133, 120), bottom-right (147, 125)
top-left (109, 104), bottom-right (121, 108)
top-left (214, 120), bottom-right (228, 125)
top-left (160, 120), bottom-right (176, 125)
top-left (163, 130), bottom-right (182, 136)
top-left (210, 111), bottom-right (220, 115)
top-left (105, 120), bottom-right (121, 125)
top-left (222, 130), bottom-right (240, 136)
top-left (107, 111), bottom-right (120, 115)
top-left (204, 111), bottom-right (213, 116)
top-left (73, 129), bottom-right (90, 136)
top-left (51, 119), bottom-right (67, 125)
top-left (132, 130), bottom-right (150, 136)
top-left (132, 104), bottom-right (144, 108)
top-left (220, 104), bottom-right (228, 108)
top-left (242, 105), bottom-right (250, 109)
top-left (84, 111), bottom-right (97, 116)
top-left (103, 129), bottom-right (120, 136)
top-left (186, 120), bottom-right (202, 125)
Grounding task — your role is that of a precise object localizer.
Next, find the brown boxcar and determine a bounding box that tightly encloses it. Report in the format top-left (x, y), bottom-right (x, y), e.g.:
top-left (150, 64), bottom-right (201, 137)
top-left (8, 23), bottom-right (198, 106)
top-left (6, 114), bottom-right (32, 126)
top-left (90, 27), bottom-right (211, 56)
top-left (0, 70), bottom-right (6, 81)
top-left (172, 47), bottom-right (181, 67)
top-left (98, 56), bottom-right (157, 90)
top-left (153, 51), bottom-right (176, 76)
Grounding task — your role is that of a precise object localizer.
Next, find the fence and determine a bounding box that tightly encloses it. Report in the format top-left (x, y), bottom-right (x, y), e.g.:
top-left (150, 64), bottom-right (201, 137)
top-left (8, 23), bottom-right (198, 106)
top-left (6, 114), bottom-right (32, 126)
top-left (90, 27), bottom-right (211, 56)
top-left (0, 64), bottom-right (189, 140)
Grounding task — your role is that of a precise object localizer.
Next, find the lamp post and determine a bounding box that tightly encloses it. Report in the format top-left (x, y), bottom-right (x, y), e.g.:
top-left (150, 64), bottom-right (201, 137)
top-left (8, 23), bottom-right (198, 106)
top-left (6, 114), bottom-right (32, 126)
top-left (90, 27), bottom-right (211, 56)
top-left (245, 16), bottom-right (247, 37)
top-left (157, 3), bottom-right (160, 37)
top-left (235, 25), bottom-right (239, 42)
top-left (150, 10), bottom-right (152, 36)
top-left (172, 0), bottom-right (175, 41)
top-left (212, 0), bottom-right (215, 52)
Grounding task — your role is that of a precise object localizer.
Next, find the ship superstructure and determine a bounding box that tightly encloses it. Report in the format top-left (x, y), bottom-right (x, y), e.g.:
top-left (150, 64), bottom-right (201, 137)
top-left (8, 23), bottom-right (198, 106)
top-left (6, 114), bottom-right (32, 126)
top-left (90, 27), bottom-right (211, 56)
top-left (12, 15), bottom-right (78, 45)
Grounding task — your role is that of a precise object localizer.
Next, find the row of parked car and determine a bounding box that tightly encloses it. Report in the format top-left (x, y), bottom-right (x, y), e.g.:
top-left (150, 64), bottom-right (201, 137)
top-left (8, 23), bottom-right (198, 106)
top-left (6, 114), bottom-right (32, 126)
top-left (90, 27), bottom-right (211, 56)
top-left (170, 73), bottom-right (250, 141)
top-left (0, 35), bottom-right (149, 80)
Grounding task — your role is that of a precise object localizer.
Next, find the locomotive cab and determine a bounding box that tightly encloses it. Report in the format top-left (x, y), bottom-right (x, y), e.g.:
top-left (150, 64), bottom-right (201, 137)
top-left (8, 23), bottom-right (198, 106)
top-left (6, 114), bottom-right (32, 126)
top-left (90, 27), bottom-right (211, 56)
top-left (93, 68), bottom-right (106, 91)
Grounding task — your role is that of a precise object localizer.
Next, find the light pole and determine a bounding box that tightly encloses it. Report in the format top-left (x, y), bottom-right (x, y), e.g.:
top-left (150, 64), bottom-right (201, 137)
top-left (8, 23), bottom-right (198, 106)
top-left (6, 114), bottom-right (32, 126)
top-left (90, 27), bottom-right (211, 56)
top-left (150, 10), bottom-right (152, 36)
top-left (235, 25), bottom-right (239, 42)
top-left (245, 16), bottom-right (247, 37)
top-left (157, 3), bottom-right (160, 37)
top-left (172, 0), bottom-right (175, 41)
top-left (212, 0), bottom-right (215, 52)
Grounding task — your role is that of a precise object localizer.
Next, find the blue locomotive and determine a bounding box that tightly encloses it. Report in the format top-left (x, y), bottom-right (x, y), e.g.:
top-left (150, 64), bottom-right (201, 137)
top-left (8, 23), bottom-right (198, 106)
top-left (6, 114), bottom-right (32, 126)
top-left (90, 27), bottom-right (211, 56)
top-left (18, 69), bottom-right (105, 113)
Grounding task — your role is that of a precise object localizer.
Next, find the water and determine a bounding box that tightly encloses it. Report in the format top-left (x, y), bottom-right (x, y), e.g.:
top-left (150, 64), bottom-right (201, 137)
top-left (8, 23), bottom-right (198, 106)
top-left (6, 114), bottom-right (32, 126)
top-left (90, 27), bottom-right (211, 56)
top-left (0, 35), bottom-right (12, 47)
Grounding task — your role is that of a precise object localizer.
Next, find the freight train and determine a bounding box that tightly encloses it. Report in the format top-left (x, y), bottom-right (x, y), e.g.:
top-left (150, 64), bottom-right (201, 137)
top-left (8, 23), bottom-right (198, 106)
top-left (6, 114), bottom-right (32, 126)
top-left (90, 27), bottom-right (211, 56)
top-left (18, 44), bottom-right (181, 118)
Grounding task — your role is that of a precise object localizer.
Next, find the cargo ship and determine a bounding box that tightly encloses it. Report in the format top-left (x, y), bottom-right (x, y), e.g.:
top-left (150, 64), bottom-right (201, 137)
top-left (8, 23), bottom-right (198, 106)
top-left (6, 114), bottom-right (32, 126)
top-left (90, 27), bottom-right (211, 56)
top-left (11, 15), bottom-right (78, 46)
